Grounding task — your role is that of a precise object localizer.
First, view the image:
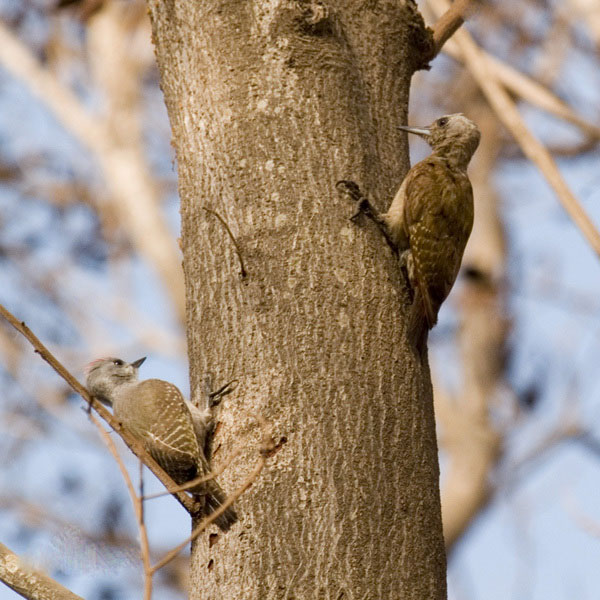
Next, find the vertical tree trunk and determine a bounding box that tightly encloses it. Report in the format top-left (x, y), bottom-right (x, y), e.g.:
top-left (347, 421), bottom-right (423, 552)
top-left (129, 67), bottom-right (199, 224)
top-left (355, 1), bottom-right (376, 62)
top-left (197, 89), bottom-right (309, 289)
top-left (147, 2), bottom-right (445, 598)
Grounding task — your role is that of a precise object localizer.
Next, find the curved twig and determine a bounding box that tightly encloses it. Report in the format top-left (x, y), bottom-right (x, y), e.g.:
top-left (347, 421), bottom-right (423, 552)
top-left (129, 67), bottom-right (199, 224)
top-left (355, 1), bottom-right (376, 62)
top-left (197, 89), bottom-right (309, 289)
top-left (203, 206), bottom-right (247, 278)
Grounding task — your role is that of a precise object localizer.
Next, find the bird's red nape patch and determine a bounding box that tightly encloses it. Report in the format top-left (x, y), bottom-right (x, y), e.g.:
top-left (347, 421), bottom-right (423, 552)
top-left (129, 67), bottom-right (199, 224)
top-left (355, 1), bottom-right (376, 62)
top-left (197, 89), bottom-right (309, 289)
top-left (84, 357), bottom-right (113, 376)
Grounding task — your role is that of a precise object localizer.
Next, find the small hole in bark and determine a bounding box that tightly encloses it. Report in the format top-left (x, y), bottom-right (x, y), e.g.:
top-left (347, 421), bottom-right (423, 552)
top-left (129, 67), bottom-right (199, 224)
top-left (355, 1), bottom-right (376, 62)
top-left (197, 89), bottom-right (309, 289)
top-left (209, 533), bottom-right (219, 548)
top-left (207, 559), bottom-right (214, 571)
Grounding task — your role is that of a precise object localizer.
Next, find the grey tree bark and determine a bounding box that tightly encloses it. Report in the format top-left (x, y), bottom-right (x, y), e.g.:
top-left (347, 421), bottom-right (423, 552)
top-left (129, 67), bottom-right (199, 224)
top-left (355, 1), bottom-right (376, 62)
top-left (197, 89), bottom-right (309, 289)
top-left (146, 1), bottom-right (445, 598)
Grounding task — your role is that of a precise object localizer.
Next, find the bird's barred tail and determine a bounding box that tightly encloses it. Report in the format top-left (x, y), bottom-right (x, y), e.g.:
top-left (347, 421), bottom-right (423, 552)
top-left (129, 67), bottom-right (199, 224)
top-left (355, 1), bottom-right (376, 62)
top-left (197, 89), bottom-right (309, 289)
top-left (189, 477), bottom-right (238, 531)
top-left (407, 289), bottom-right (430, 357)
top-left (189, 456), bottom-right (238, 531)
top-left (204, 488), bottom-right (239, 531)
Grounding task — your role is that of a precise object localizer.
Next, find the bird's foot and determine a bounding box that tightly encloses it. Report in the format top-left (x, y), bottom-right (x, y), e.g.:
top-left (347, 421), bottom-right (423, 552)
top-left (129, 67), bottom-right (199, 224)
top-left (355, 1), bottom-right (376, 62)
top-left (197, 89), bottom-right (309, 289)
top-left (336, 179), bottom-right (398, 255)
top-left (350, 198), bottom-right (377, 223)
top-left (208, 379), bottom-right (238, 408)
top-left (336, 179), bottom-right (363, 203)
top-left (335, 180), bottom-right (375, 219)
top-left (203, 376), bottom-right (238, 409)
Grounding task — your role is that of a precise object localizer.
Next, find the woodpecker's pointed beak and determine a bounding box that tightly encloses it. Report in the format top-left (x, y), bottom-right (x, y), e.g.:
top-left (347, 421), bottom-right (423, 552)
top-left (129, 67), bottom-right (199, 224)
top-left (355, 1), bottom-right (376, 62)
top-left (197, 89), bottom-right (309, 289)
top-left (398, 125), bottom-right (431, 139)
top-left (131, 357), bottom-right (146, 369)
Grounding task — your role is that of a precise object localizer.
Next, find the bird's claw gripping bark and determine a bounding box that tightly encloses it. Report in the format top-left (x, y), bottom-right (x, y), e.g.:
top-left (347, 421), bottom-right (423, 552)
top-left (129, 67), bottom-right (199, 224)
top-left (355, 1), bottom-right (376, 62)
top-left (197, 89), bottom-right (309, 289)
top-left (336, 179), bottom-right (362, 202)
top-left (336, 179), bottom-right (398, 254)
top-left (208, 379), bottom-right (238, 408)
top-left (350, 198), bottom-right (377, 223)
top-left (336, 180), bottom-right (375, 221)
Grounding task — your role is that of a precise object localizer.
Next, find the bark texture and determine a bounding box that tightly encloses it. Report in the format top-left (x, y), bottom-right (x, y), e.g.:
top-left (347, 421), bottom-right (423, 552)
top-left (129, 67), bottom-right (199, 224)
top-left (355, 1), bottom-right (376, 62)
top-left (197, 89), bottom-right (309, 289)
top-left (147, 1), bottom-right (445, 598)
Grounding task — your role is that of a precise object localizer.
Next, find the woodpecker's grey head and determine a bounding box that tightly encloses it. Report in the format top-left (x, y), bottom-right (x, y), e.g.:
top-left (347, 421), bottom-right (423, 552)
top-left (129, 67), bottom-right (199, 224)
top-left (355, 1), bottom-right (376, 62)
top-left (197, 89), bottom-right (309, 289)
top-left (85, 356), bottom-right (146, 406)
top-left (399, 113), bottom-right (480, 168)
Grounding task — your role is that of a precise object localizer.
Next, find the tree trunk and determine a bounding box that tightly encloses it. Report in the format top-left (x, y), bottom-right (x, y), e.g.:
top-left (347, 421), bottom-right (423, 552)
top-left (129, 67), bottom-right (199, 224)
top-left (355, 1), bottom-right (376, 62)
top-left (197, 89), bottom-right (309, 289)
top-left (146, 1), bottom-right (445, 598)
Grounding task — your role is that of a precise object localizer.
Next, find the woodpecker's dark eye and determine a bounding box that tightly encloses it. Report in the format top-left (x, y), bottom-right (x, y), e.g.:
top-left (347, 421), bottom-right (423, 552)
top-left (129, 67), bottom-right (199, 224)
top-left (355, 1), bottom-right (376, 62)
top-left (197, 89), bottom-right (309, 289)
top-left (437, 117), bottom-right (449, 127)
top-left (113, 359), bottom-right (124, 366)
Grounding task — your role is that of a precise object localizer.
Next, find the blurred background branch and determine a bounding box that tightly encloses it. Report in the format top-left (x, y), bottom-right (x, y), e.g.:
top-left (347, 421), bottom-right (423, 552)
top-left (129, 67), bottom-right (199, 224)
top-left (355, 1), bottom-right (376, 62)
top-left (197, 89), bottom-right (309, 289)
top-left (0, 0), bottom-right (599, 598)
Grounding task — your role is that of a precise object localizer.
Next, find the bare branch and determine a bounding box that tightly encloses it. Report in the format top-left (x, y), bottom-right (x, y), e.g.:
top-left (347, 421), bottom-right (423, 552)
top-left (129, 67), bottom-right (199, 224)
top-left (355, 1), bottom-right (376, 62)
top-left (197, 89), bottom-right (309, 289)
top-left (505, 419), bottom-right (582, 486)
top-left (144, 444), bottom-right (244, 499)
top-left (428, 0), bottom-right (600, 259)
top-left (89, 414), bottom-right (153, 600)
top-left (431, 0), bottom-right (473, 57)
top-left (0, 542), bottom-right (83, 600)
top-left (0, 302), bottom-right (196, 514)
top-left (138, 463), bottom-right (153, 600)
top-left (0, 19), bottom-right (185, 321)
top-left (564, 491), bottom-right (600, 539)
top-left (439, 36), bottom-right (600, 140)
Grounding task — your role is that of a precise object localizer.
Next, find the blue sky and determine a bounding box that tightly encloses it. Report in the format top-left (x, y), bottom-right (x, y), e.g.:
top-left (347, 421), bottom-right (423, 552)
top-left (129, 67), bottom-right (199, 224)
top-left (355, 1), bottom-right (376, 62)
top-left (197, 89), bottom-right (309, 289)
top-left (1, 1), bottom-right (600, 599)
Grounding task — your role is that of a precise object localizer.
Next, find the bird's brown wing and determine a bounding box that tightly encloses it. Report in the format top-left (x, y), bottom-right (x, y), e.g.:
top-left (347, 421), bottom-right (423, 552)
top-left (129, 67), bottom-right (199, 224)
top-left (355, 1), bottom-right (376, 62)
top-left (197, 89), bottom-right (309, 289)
top-left (403, 158), bottom-right (474, 327)
top-left (126, 379), bottom-right (201, 484)
top-left (118, 379), bottom-right (238, 530)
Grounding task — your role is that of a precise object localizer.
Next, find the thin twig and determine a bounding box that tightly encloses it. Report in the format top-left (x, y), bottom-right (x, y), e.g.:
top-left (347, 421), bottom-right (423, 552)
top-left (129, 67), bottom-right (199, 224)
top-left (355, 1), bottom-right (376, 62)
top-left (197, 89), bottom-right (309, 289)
top-left (151, 452), bottom-right (267, 574)
top-left (144, 444), bottom-right (244, 500)
top-left (563, 491), bottom-right (600, 539)
top-left (150, 425), bottom-right (284, 575)
top-left (431, 0), bottom-right (473, 57)
top-left (0, 302), bottom-right (196, 514)
top-left (89, 414), bottom-right (153, 600)
top-left (138, 462), bottom-right (152, 600)
top-left (427, 0), bottom-right (600, 259)
top-left (203, 207), bottom-right (247, 278)
top-left (0, 20), bottom-right (186, 321)
top-left (440, 37), bottom-right (600, 139)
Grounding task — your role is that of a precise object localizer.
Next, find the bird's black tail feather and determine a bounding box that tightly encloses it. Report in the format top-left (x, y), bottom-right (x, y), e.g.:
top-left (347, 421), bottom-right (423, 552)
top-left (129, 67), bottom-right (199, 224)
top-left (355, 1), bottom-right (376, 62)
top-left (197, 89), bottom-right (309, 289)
top-left (203, 488), bottom-right (238, 532)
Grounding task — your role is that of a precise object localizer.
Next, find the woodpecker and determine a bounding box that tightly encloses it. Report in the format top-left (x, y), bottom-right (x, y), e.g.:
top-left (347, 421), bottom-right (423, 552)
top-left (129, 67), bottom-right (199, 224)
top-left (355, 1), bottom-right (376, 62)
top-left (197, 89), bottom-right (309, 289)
top-left (338, 113), bottom-right (480, 346)
top-left (86, 357), bottom-right (238, 531)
